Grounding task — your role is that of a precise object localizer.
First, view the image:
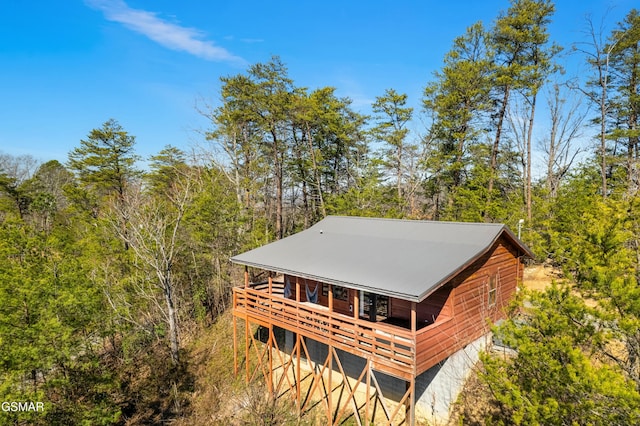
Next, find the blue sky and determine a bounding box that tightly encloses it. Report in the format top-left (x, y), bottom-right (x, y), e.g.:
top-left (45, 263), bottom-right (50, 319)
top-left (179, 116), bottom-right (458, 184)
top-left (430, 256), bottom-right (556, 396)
top-left (0, 0), bottom-right (636, 164)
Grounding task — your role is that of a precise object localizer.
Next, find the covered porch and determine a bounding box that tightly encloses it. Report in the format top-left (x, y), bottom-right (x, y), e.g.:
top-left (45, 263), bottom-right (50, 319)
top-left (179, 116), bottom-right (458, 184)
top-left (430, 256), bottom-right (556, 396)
top-left (233, 271), bottom-right (455, 379)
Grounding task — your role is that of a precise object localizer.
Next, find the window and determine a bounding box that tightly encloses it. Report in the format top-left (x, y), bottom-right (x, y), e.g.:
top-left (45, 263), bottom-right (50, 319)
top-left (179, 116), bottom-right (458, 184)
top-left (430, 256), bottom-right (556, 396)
top-left (488, 275), bottom-right (497, 307)
top-left (360, 291), bottom-right (389, 319)
top-left (322, 284), bottom-right (348, 301)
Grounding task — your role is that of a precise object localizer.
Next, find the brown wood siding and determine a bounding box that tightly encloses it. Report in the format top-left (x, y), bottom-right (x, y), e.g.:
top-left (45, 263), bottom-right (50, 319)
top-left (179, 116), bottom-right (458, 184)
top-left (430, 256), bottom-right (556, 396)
top-left (390, 298), bottom-right (412, 321)
top-left (390, 285), bottom-right (452, 326)
top-left (310, 278), bottom-right (354, 316)
top-left (415, 236), bottom-right (524, 374)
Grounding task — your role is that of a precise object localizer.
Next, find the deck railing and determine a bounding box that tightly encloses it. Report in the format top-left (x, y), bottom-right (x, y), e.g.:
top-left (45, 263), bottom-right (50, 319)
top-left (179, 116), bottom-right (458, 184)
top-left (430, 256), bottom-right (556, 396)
top-left (233, 285), bottom-right (417, 379)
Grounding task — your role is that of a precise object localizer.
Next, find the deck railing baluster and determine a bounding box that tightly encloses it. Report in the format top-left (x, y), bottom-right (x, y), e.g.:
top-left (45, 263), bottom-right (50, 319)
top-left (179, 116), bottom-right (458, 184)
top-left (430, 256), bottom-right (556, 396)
top-left (235, 286), bottom-right (417, 378)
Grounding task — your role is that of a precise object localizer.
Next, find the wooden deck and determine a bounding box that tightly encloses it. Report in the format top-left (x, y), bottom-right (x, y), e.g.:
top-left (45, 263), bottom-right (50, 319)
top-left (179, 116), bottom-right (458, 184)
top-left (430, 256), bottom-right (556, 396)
top-left (233, 286), bottom-right (426, 379)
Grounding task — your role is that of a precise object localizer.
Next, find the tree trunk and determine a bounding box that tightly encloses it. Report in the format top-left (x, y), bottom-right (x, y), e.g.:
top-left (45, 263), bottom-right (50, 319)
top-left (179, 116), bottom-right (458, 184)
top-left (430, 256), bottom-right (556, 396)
top-left (628, 55), bottom-right (639, 196)
top-left (117, 188), bottom-right (130, 251)
top-left (600, 82), bottom-right (608, 199)
top-left (270, 129), bottom-right (284, 240)
top-left (486, 85), bottom-right (511, 218)
top-left (397, 144), bottom-right (403, 202)
top-left (526, 93), bottom-right (537, 221)
top-left (305, 123), bottom-right (326, 219)
top-left (164, 276), bottom-right (180, 365)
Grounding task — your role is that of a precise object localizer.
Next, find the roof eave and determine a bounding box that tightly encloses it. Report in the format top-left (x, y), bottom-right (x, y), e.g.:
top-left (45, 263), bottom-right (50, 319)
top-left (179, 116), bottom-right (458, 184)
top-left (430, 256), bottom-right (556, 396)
top-left (230, 257), bottom-right (423, 302)
top-left (415, 226), bottom-right (534, 302)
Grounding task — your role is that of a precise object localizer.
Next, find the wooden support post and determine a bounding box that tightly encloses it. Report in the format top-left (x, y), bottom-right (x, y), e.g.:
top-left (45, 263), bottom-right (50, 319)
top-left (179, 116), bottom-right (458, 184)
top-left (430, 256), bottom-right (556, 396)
top-left (267, 275), bottom-right (274, 323)
top-left (365, 360), bottom-right (371, 424)
top-left (327, 284), bottom-right (333, 424)
top-left (328, 344), bottom-right (333, 423)
top-left (295, 277), bottom-right (301, 412)
top-left (411, 301), bottom-right (417, 334)
top-left (244, 265), bottom-right (249, 288)
top-left (233, 314), bottom-right (238, 376)
top-left (268, 324), bottom-right (273, 395)
top-left (245, 317), bottom-right (250, 383)
top-left (409, 302), bottom-right (417, 425)
top-left (296, 332), bottom-right (301, 412)
top-left (353, 290), bottom-right (359, 320)
top-left (406, 377), bottom-right (416, 426)
top-left (353, 291), bottom-right (359, 345)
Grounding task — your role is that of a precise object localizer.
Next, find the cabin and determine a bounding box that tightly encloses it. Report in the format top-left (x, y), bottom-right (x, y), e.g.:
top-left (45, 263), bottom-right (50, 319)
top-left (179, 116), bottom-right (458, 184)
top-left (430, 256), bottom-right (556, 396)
top-left (231, 216), bottom-right (532, 425)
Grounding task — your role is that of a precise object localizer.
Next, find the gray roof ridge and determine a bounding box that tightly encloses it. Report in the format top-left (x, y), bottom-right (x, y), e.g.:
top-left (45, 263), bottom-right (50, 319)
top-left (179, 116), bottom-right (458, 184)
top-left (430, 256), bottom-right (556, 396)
top-left (325, 215), bottom-right (506, 227)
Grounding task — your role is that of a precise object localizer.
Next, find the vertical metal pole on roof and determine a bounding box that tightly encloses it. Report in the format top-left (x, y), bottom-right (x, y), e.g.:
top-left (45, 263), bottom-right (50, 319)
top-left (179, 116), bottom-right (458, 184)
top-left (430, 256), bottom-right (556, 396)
top-left (518, 218), bottom-right (524, 240)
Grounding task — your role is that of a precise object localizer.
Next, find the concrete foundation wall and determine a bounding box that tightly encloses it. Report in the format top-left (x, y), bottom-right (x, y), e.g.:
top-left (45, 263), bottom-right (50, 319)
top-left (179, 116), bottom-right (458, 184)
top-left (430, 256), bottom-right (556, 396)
top-left (414, 334), bottom-right (489, 424)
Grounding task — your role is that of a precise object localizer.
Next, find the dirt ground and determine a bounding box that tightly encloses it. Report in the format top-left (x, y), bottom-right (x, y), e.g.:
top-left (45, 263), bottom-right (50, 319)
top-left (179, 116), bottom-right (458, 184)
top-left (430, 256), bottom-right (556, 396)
top-left (522, 263), bottom-right (560, 291)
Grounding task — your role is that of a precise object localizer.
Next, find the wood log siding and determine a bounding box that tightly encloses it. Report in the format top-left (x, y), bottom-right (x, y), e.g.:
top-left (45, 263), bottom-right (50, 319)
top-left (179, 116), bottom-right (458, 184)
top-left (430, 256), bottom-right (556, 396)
top-left (391, 285), bottom-right (453, 326)
top-left (415, 240), bottom-right (522, 374)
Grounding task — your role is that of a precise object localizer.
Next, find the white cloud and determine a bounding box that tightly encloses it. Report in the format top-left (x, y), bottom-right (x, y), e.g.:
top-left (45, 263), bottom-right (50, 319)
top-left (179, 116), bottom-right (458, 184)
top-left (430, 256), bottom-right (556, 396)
top-left (85, 0), bottom-right (246, 65)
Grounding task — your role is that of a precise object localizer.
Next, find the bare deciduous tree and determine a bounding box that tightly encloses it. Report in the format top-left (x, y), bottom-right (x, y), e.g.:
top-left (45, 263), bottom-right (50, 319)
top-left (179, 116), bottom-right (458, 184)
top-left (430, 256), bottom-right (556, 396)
top-left (573, 13), bottom-right (620, 198)
top-left (110, 167), bottom-right (195, 364)
top-left (542, 83), bottom-right (588, 198)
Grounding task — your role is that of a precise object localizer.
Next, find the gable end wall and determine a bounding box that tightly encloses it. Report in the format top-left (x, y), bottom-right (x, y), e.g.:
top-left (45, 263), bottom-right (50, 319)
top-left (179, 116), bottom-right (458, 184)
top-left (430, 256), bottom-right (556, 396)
top-left (416, 235), bottom-right (523, 374)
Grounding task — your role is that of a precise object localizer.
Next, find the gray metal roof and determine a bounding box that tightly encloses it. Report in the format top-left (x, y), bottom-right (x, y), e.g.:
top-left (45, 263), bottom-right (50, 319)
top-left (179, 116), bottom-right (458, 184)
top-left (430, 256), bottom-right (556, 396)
top-left (231, 216), bottom-right (533, 302)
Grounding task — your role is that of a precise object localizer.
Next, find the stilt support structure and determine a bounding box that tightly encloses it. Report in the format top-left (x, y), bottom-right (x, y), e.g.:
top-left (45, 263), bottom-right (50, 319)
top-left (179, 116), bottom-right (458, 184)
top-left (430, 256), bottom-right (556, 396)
top-left (235, 315), bottom-right (416, 425)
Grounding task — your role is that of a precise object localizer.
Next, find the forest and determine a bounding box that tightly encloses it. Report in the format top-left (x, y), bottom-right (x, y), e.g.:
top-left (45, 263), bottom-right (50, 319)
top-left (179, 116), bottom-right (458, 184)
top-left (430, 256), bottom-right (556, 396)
top-left (1, 0), bottom-right (639, 424)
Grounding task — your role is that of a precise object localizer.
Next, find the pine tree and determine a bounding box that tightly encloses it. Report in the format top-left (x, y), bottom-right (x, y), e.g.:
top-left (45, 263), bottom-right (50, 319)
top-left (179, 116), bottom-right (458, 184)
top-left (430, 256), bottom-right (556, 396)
top-left (482, 285), bottom-right (640, 424)
top-left (608, 9), bottom-right (640, 195)
top-left (68, 119), bottom-right (140, 250)
top-left (423, 22), bottom-right (493, 219)
top-left (487, 0), bottom-right (557, 219)
top-left (372, 88), bottom-right (414, 209)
